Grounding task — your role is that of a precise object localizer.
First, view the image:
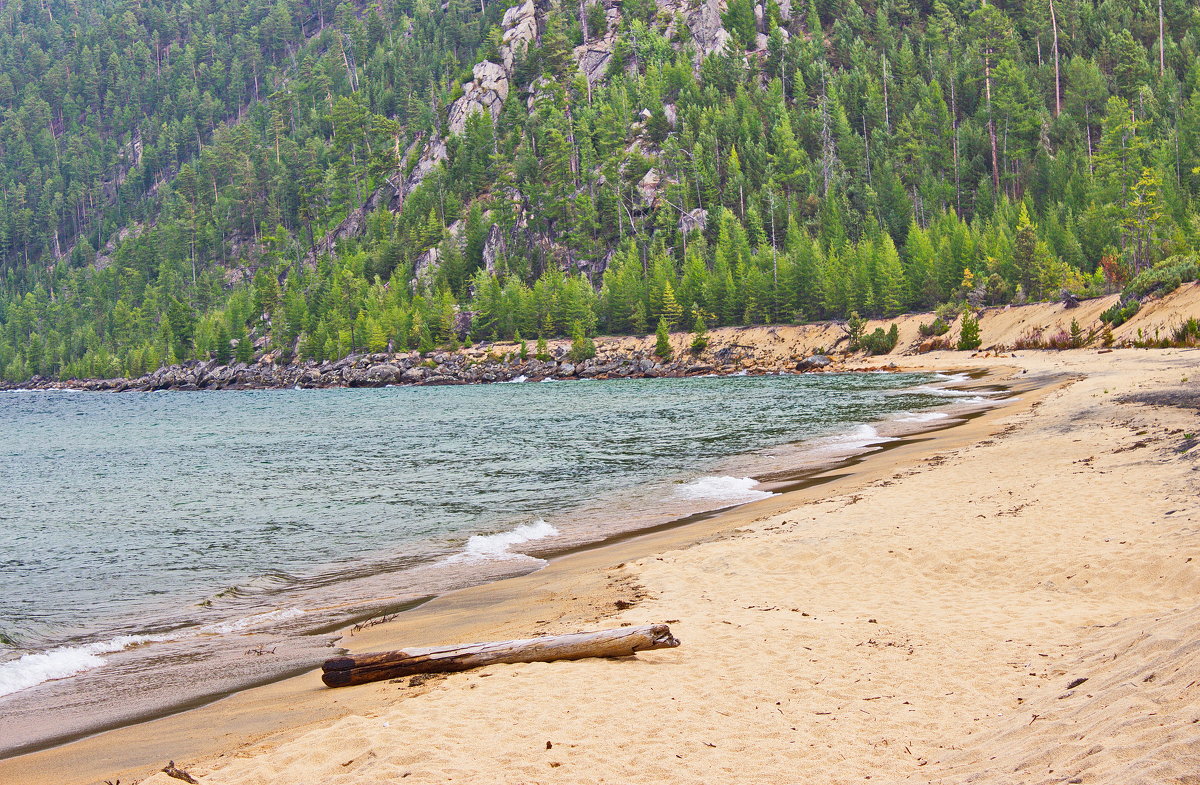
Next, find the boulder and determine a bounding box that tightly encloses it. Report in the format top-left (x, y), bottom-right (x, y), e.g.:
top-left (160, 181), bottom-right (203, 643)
top-left (796, 354), bottom-right (833, 371)
top-left (366, 363), bottom-right (403, 383)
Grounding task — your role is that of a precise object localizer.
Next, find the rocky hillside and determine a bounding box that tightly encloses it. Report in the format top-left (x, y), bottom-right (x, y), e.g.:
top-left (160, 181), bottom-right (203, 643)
top-left (3, 0), bottom-right (1200, 382)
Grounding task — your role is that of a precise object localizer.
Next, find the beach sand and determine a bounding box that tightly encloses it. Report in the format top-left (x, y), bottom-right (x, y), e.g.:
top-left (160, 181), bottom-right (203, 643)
top-left (4, 347), bottom-right (1200, 785)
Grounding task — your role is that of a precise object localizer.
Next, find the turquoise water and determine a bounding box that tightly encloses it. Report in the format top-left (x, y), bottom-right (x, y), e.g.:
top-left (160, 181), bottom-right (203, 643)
top-left (0, 372), bottom-right (982, 751)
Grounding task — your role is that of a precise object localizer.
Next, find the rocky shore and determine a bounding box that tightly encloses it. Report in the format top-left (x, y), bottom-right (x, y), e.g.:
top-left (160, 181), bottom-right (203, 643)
top-left (2, 342), bottom-right (840, 393)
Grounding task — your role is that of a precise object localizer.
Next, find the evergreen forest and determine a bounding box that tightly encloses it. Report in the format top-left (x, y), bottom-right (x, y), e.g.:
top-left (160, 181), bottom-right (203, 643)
top-left (1, 0), bottom-right (1200, 380)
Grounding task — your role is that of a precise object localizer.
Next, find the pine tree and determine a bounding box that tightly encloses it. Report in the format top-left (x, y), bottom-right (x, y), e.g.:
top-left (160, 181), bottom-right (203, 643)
top-left (957, 313), bottom-right (981, 350)
top-left (658, 280), bottom-right (684, 329)
top-left (654, 317), bottom-right (673, 359)
top-left (568, 321), bottom-right (596, 363)
top-left (690, 310), bottom-right (709, 354)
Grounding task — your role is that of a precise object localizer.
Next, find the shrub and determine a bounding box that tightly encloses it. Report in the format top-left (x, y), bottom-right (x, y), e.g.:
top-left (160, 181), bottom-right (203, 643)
top-left (535, 335), bottom-right (551, 361)
top-left (934, 302), bottom-right (961, 322)
top-left (918, 318), bottom-right (951, 337)
top-left (843, 310), bottom-right (867, 350)
top-left (1123, 254), bottom-right (1200, 299)
top-left (690, 312), bottom-right (709, 354)
top-left (1069, 318), bottom-right (1087, 348)
top-left (1099, 298), bottom-right (1140, 327)
top-left (1012, 327), bottom-right (1045, 350)
top-left (957, 313), bottom-right (981, 350)
top-left (567, 321), bottom-right (596, 363)
top-left (1173, 317), bottom-right (1200, 346)
top-left (860, 324), bottom-right (899, 355)
top-left (1043, 329), bottom-right (1076, 350)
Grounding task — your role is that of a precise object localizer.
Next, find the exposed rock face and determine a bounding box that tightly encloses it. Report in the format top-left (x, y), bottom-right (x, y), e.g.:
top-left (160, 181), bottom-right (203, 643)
top-left (680, 208), bottom-right (708, 235)
top-left (305, 137), bottom-right (446, 265)
top-left (574, 5), bottom-right (621, 87)
top-left (452, 309), bottom-right (474, 339)
top-left (682, 0), bottom-right (730, 58)
top-left (796, 354), bottom-right (833, 370)
top-left (500, 0), bottom-right (538, 73)
top-left (636, 168), bottom-right (662, 208)
top-left (448, 61), bottom-right (510, 135)
top-left (481, 224), bottom-right (507, 274)
top-left (445, 0), bottom-right (536, 134)
top-left (414, 246), bottom-right (440, 284)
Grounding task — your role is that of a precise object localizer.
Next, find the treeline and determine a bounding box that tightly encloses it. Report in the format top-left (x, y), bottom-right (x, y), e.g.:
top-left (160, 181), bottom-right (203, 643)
top-left (2, 0), bottom-right (1200, 380)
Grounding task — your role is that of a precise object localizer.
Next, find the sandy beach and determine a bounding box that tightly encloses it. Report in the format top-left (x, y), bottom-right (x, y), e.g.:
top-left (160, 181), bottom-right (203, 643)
top-left (1, 343), bottom-right (1196, 785)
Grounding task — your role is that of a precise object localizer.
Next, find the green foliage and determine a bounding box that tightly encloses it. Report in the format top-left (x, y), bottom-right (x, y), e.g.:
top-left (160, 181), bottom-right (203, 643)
top-left (567, 321), bottom-right (596, 363)
top-left (957, 314), bottom-right (982, 351)
top-left (1100, 299), bottom-right (1141, 328)
top-left (5, 0), bottom-right (1200, 383)
top-left (690, 311), bottom-right (709, 354)
top-left (1174, 318), bottom-right (1200, 345)
top-left (1124, 256), bottom-right (1200, 299)
top-left (918, 318), bottom-right (950, 337)
top-left (535, 335), bottom-right (550, 362)
top-left (843, 311), bottom-right (867, 351)
top-left (860, 324), bottom-right (899, 355)
top-left (1069, 318), bottom-right (1086, 349)
top-left (654, 317), bottom-right (672, 359)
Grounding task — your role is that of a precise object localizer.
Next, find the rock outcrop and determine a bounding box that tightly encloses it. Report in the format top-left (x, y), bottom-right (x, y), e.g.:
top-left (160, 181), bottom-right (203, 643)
top-left (447, 0), bottom-right (537, 134)
top-left (448, 61), bottom-right (510, 135)
top-left (304, 136), bottom-right (446, 265)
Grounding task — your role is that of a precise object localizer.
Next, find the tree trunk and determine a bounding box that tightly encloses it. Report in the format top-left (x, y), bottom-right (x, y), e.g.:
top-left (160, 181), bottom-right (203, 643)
top-left (985, 49), bottom-right (1000, 193)
top-left (1049, 0), bottom-right (1061, 116)
top-left (322, 624), bottom-right (681, 688)
top-left (1158, 0), bottom-right (1165, 77)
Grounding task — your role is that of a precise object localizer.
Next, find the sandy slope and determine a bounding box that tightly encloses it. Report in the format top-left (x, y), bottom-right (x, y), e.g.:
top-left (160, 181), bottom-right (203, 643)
top-left (102, 349), bottom-right (1198, 785)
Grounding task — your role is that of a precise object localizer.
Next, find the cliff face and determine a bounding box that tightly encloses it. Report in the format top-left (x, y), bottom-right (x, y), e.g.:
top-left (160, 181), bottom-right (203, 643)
top-left (447, 1), bottom-right (538, 134)
top-left (312, 0), bottom-right (746, 271)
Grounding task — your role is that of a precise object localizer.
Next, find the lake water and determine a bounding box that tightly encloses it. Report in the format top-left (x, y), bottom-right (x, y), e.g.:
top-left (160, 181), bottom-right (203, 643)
top-left (0, 371), bottom-right (999, 753)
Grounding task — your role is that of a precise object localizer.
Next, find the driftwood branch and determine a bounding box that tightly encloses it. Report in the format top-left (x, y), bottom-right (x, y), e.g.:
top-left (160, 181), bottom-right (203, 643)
top-left (322, 624), bottom-right (680, 688)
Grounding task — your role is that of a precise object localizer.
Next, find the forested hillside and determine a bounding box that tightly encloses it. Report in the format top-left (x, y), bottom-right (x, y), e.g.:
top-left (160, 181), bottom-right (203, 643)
top-left (1, 0), bottom-right (1199, 380)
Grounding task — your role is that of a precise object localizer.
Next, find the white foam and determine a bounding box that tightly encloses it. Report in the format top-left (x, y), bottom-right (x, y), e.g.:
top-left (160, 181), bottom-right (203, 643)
top-left (539, 377), bottom-right (555, 383)
top-left (895, 411), bottom-right (951, 423)
top-left (676, 476), bottom-right (773, 503)
top-left (500, 375), bottom-right (529, 383)
top-left (906, 384), bottom-right (1001, 398)
top-left (446, 520), bottom-right (560, 563)
top-left (0, 634), bottom-right (168, 697)
top-left (0, 604), bottom-right (312, 697)
top-left (201, 607), bottom-right (304, 634)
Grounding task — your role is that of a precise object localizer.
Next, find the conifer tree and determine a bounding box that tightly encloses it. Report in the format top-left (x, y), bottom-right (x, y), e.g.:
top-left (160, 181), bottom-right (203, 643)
top-left (568, 321), bottom-right (596, 362)
top-left (957, 313), bottom-right (981, 351)
top-left (654, 317), bottom-right (673, 359)
top-left (690, 310), bottom-right (709, 354)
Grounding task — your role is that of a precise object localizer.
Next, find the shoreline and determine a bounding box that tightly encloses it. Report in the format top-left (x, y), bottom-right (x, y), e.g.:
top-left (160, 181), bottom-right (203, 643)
top-left (0, 366), bottom-right (1008, 759)
top-left (3, 283), bottom-right (1198, 395)
top-left (0, 366), bottom-right (987, 758)
top-left (0, 358), bottom-right (1057, 785)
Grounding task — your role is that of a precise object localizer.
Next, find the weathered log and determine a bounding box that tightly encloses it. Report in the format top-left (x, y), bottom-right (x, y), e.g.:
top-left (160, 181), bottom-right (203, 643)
top-left (321, 624), bottom-right (680, 688)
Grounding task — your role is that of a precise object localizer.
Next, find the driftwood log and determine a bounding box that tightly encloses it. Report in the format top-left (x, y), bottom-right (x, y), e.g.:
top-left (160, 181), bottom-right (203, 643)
top-left (322, 624), bottom-right (680, 687)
